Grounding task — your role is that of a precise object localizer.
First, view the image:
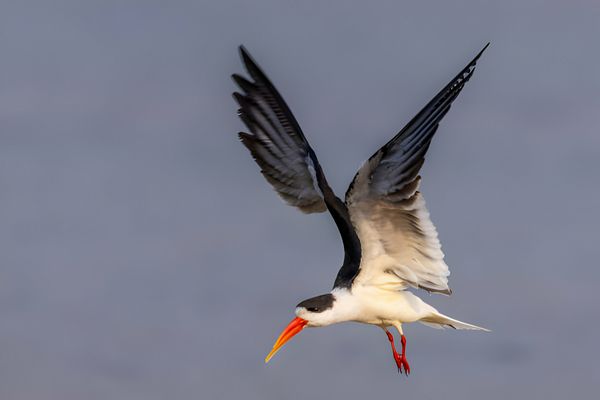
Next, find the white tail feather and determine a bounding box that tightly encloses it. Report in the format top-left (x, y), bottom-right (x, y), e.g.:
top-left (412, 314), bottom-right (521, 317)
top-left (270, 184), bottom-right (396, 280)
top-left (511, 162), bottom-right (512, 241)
top-left (420, 313), bottom-right (490, 331)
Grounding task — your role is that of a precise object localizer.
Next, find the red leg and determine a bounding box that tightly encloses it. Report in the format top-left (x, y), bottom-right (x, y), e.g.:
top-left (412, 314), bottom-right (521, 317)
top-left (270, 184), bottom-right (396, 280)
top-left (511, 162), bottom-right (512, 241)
top-left (384, 329), bottom-right (410, 375)
top-left (400, 335), bottom-right (410, 375)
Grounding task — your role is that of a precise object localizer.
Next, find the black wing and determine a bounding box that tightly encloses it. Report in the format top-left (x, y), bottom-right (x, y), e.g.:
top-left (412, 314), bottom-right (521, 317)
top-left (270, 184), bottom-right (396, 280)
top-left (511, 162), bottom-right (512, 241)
top-left (233, 46), bottom-right (361, 279)
top-left (341, 43), bottom-right (489, 293)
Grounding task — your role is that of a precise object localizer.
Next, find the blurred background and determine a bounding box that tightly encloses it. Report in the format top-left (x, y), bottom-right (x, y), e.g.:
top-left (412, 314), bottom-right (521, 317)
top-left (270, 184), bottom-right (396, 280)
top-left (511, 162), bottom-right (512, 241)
top-left (1, 1), bottom-right (599, 399)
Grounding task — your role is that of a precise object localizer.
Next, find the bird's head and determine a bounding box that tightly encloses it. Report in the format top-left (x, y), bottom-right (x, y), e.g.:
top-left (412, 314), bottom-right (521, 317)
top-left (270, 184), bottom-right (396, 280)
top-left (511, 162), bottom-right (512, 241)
top-left (264, 293), bottom-right (338, 363)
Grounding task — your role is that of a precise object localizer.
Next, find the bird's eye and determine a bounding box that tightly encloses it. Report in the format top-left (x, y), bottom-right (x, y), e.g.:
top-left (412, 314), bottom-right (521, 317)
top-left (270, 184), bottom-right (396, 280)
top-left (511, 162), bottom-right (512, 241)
top-left (306, 307), bottom-right (319, 312)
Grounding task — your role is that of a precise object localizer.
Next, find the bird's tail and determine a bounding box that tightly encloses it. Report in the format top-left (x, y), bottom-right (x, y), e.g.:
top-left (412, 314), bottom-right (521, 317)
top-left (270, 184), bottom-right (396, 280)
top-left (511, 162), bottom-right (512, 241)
top-left (420, 312), bottom-right (490, 331)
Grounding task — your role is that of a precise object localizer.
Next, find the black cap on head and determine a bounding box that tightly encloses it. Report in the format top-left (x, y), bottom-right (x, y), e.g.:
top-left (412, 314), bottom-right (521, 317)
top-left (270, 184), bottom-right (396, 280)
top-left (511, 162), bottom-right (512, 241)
top-left (296, 293), bottom-right (335, 313)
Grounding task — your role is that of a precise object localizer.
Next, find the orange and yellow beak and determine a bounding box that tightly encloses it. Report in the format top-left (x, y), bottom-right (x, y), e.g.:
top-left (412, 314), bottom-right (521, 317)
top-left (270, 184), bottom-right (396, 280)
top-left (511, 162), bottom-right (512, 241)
top-left (264, 317), bottom-right (308, 363)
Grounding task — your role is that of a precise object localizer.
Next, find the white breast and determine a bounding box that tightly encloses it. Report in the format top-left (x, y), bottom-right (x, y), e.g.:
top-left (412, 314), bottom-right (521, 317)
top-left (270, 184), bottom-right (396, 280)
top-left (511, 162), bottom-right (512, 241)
top-left (331, 286), bottom-right (438, 326)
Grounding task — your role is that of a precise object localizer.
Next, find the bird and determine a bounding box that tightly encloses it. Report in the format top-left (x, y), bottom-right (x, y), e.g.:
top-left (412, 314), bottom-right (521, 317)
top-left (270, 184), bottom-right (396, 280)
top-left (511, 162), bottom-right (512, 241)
top-left (231, 43), bottom-right (490, 375)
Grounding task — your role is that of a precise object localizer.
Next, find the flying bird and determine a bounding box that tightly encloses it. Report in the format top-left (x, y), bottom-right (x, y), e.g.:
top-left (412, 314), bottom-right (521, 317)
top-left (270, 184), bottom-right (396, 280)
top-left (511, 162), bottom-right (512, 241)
top-left (232, 43), bottom-right (490, 375)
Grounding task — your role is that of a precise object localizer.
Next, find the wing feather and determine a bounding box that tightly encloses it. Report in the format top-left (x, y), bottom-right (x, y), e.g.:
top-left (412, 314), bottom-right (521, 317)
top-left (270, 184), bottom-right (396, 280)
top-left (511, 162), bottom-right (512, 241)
top-left (233, 47), bottom-right (327, 213)
top-left (233, 46), bottom-right (362, 275)
top-left (345, 44), bottom-right (489, 294)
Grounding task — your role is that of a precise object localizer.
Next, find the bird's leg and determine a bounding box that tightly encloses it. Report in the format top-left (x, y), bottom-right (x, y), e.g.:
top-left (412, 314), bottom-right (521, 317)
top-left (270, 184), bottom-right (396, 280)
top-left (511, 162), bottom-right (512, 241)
top-left (382, 327), bottom-right (409, 375)
top-left (392, 322), bottom-right (410, 375)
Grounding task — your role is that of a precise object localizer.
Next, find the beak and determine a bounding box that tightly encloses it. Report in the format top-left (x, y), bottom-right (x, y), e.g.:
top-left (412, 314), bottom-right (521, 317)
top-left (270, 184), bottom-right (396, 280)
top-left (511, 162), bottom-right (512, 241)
top-left (264, 316), bottom-right (308, 363)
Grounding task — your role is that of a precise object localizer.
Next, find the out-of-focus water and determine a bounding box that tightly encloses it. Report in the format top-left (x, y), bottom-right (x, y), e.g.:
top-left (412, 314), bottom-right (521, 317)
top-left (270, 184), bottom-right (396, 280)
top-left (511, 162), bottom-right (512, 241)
top-left (1, 1), bottom-right (599, 399)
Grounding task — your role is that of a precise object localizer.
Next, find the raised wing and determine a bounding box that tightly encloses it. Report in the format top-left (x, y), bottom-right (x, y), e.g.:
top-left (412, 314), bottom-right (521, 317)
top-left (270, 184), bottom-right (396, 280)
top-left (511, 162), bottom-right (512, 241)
top-left (345, 44), bottom-right (489, 294)
top-left (233, 46), bottom-right (361, 273)
top-left (233, 46), bottom-right (326, 213)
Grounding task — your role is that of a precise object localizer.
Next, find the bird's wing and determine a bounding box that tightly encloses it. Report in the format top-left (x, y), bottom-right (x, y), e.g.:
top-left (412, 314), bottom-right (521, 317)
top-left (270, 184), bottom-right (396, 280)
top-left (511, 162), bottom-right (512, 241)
top-left (344, 44), bottom-right (488, 294)
top-left (233, 46), bottom-right (325, 213)
top-left (233, 46), bottom-right (361, 271)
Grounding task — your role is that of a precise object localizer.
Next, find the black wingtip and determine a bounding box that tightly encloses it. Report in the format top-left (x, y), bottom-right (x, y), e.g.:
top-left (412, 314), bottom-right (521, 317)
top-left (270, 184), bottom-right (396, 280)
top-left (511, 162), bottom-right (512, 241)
top-left (238, 45), bottom-right (258, 72)
top-left (456, 42), bottom-right (489, 83)
top-left (231, 73), bottom-right (257, 93)
top-left (236, 45), bottom-right (273, 87)
top-left (472, 42), bottom-right (490, 64)
top-left (231, 91), bottom-right (246, 106)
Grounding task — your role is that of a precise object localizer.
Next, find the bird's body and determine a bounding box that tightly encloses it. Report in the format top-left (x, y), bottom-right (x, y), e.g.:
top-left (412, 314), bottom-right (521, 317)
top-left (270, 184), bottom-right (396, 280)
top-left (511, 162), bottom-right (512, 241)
top-left (297, 282), bottom-right (485, 330)
top-left (303, 287), bottom-right (435, 327)
top-left (232, 43), bottom-right (490, 374)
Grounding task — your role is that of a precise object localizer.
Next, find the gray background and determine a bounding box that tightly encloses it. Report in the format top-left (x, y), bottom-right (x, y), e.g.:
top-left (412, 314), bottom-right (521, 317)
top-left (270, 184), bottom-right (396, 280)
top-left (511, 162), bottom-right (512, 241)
top-left (1, 1), bottom-right (599, 399)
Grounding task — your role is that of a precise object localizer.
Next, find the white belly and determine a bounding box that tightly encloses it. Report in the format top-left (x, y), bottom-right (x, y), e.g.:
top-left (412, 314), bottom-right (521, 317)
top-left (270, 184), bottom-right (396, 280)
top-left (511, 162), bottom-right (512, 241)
top-left (333, 285), bottom-right (437, 326)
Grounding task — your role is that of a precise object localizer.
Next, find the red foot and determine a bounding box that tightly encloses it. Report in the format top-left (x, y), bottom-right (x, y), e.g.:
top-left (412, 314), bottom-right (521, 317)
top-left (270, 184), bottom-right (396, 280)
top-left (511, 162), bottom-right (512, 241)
top-left (393, 352), bottom-right (411, 375)
top-left (385, 330), bottom-right (411, 375)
